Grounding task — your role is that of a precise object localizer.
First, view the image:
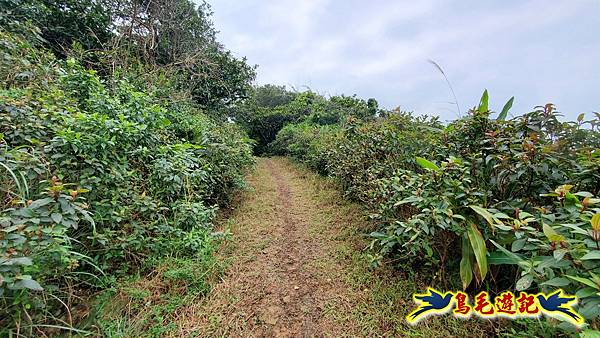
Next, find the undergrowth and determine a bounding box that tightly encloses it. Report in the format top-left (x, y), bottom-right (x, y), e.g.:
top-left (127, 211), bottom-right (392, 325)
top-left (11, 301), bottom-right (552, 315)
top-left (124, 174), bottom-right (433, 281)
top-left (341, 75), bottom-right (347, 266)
top-left (0, 8), bottom-right (254, 336)
top-left (274, 92), bottom-right (600, 336)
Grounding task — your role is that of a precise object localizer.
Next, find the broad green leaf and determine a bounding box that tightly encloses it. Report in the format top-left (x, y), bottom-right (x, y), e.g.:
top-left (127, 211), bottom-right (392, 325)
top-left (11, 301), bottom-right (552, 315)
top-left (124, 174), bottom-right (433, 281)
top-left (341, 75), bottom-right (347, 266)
top-left (470, 205), bottom-right (497, 229)
top-left (13, 279), bottom-right (43, 291)
top-left (577, 113), bottom-right (585, 122)
top-left (574, 191), bottom-right (593, 198)
top-left (490, 240), bottom-right (529, 270)
top-left (11, 257), bottom-right (32, 266)
top-left (488, 251), bottom-right (519, 265)
top-left (415, 156), bottom-right (440, 172)
top-left (494, 223), bottom-right (513, 231)
top-left (580, 330), bottom-right (600, 338)
top-left (541, 277), bottom-right (571, 287)
top-left (452, 214), bottom-right (466, 221)
top-left (576, 287), bottom-right (598, 299)
top-left (460, 234), bottom-right (474, 290)
top-left (560, 223), bottom-right (589, 235)
top-left (536, 256), bottom-right (569, 271)
top-left (467, 222), bottom-right (487, 280)
top-left (497, 96), bottom-right (514, 120)
top-left (29, 197), bottom-right (54, 209)
top-left (565, 192), bottom-right (579, 204)
top-left (542, 223), bottom-right (564, 242)
top-left (51, 213), bottom-right (62, 224)
top-left (590, 271), bottom-right (600, 284)
top-left (516, 274), bottom-right (533, 291)
top-left (493, 212), bottom-right (511, 219)
top-left (511, 238), bottom-right (526, 252)
top-left (581, 251), bottom-right (600, 260)
top-left (554, 248), bottom-right (567, 261)
top-left (566, 275), bottom-right (598, 289)
top-left (592, 213), bottom-right (600, 230)
top-left (370, 232), bottom-right (388, 239)
top-left (478, 89), bottom-right (489, 113)
top-left (393, 196), bottom-right (420, 206)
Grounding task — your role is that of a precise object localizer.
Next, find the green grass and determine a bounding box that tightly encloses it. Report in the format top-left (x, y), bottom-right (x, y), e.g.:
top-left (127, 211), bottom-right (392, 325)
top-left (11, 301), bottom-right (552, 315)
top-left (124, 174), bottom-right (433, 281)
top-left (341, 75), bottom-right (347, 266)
top-left (287, 158), bottom-right (592, 338)
top-left (86, 158), bottom-right (573, 337)
top-left (291, 160), bottom-right (501, 337)
top-left (87, 235), bottom-right (227, 337)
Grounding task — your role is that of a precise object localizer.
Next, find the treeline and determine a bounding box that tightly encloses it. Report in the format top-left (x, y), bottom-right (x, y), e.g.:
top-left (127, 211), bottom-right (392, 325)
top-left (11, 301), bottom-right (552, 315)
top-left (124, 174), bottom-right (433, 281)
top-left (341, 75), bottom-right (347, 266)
top-left (232, 84), bottom-right (379, 154)
top-left (263, 87), bottom-right (600, 334)
top-left (1, 0), bottom-right (254, 335)
top-left (2, 0), bottom-right (255, 110)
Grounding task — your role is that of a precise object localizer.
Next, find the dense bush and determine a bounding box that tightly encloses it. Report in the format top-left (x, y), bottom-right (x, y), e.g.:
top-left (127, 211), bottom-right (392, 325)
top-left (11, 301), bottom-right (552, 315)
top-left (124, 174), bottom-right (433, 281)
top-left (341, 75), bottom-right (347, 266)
top-left (0, 27), bottom-right (253, 335)
top-left (271, 122), bottom-right (341, 174)
top-left (275, 92), bottom-right (600, 332)
top-left (1, 0), bottom-right (256, 112)
top-left (237, 87), bottom-right (379, 154)
top-left (1, 0), bottom-right (113, 57)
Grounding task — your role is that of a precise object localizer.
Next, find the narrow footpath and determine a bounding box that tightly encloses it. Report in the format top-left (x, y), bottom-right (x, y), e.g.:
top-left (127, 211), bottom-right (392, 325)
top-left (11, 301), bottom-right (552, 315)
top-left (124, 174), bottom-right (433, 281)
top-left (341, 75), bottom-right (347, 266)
top-left (172, 157), bottom-right (489, 337)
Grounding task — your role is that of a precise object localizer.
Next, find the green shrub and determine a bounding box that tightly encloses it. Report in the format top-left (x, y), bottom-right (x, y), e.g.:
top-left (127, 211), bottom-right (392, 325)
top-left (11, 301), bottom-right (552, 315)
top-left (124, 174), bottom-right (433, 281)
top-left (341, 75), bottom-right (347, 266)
top-left (0, 28), bottom-right (253, 335)
top-left (236, 89), bottom-right (379, 154)
top-left (275, 91), bottom-right (600, 332)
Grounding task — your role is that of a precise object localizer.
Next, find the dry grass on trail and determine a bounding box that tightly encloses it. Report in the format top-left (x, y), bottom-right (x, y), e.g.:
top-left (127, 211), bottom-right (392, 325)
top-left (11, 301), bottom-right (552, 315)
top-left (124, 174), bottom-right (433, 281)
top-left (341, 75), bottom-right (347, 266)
top-left (172, 157), bottom-right (494, 337)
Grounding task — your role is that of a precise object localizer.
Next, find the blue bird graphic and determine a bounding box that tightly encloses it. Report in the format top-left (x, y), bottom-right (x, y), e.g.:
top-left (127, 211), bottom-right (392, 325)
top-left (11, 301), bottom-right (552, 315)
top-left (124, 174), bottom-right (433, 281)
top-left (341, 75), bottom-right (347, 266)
top-left (537, 290), bottom-right (583, 324)
top-left (407, 288), bottom-right (454, 323)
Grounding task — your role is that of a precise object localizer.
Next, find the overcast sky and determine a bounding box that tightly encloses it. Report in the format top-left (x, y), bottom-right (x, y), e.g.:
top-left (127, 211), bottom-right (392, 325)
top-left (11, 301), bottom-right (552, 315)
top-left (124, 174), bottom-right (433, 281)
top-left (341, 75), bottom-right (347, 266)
top-left (208, 0), bottom-right (599, 121)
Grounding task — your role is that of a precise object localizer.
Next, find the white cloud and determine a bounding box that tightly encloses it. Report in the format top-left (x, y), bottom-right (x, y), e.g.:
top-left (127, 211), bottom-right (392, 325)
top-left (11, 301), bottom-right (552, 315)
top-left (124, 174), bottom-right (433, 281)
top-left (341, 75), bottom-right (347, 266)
top-left (208, 0), bottom-right (600, 120)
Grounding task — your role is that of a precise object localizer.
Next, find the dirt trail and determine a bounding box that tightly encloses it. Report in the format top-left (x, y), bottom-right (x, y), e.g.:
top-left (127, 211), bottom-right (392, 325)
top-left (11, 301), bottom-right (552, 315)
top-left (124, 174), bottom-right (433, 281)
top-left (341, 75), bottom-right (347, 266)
top-left (170, 157), bottom-right (492, 338)
top-left (174, 157), bottom-right (362, 337)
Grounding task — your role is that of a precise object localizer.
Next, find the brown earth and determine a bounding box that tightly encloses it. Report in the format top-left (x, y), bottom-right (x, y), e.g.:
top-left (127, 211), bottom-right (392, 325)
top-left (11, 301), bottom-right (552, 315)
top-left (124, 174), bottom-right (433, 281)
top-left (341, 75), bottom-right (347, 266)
top-left (173, 157), bottom-right (363, 337)
top-left (168, 157), bottom-right (492, 338)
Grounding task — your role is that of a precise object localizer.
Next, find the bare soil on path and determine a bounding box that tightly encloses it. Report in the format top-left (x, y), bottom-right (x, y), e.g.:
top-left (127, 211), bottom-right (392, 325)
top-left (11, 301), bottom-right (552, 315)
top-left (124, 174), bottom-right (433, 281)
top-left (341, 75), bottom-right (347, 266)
top-left (172, 157), bottom-right (492, 338)
top-left (175, 157), bottom-right (362, 337)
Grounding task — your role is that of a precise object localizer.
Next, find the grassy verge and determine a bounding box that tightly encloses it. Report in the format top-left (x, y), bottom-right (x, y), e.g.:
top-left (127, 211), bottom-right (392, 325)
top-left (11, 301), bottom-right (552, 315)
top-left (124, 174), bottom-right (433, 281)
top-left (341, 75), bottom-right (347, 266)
top-left (292, 160), bottom-right (506, 337)
top-left (82, 182), bottom-right (252, 337)
top-left (84, 238), bottom-right (225, 337)
top-left (84, 158), bottom-right (562, 337)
